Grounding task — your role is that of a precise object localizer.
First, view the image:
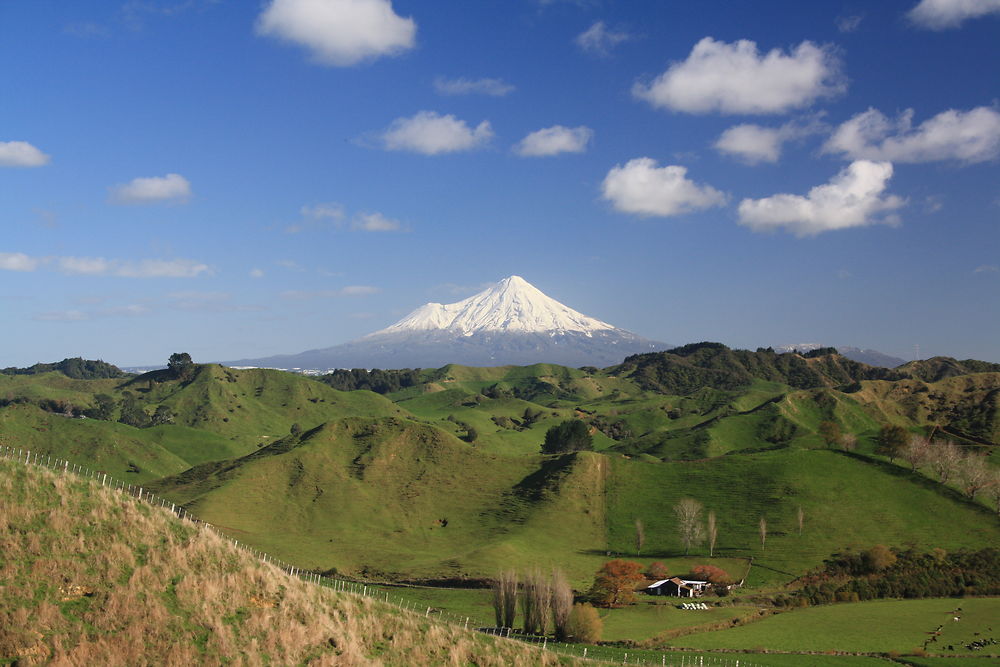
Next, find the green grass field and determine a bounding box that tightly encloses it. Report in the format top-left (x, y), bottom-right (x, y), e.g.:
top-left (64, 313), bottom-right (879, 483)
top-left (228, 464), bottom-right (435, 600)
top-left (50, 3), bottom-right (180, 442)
top-left (671, 598), bottom-right (1000, 656)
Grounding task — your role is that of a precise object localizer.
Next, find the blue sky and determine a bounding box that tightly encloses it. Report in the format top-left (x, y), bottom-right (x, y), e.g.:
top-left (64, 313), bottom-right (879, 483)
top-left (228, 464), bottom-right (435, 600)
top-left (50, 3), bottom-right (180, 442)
top-left (2, 0), bottom-right (999, 367)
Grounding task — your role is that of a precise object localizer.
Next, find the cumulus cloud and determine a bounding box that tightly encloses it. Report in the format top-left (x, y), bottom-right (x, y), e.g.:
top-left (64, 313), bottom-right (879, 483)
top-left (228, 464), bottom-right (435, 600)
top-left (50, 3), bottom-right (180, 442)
top-left (0, 252), bottom-right (42, 272)
top-left (110, 173), bottom-right (191, 204)
top-left (433, 76), bottom-right (514, 97)
top-left (737, 160), bottom-right (905, 236)
top-left (575, 21), bottom-right (632, 55)
top-left (0, 141), bottom-right (50, 167)
top-left (286, 202), bottom-right (345, 233)
top-left (633, 37), bottom-right (843, 115)
top-left (352, 212), bottom-right (402, 231)
top-left (601, 158), bottom-right (727, 217)
top-left (908, 0), bottom-right (1000, 29)
top-left (823, 106), bottom-right (1000, 164)
top-left (715, 117), bottom-right (825, 164)
top-left (379, 111), bottom-right (493, 155)
top-left (250, 268), bottom-right (265, 278)
top-left (974, 264), bottom-right (999, 273)
top-left (256, 0), bottom-right (415, 66)
top-left (514, 125), bottom-right (593, 157)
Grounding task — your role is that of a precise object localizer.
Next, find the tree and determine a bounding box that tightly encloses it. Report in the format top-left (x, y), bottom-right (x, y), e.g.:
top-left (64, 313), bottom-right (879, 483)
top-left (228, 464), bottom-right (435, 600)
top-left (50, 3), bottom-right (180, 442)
top-left (87, 393), bottom-right (116, 421)
top-left (490, 570), bottom-right (518, 629)
top-left (797, 506), bottom-right (804, 536)
top-left (956, 452), bottom-right (990, 500)
top-left (900, 435), bottom-right (931, 472)
top-left (551, 568), bottom-right (574, 642)
top-left (929, 440), bottom-right (962, 484)
top-left (840, 433), bottom-right (857, 452)
top-left (117, 391), bottom-right (148, 428)
top-left (759, 516), bottom-right (768, 553)
top-left (565, 603), bottom-right (602, 643)
top-left (634, 518), bottom-right (645, 556)
top-left (167, 352), bottom-right (195, 381)
top-left (692, 564), bottom-right (731, 586)
top-left (707, 511), bottom-right (718, 557)
top-left (521, 569), bottom-right (551, 635)
top-left (644, 561), bottom-right (669, 580)
top-left (674, 498), bottom-right (705, 556)
top-left (876, 424), bottom-right (908, 463)
top-left (541, 419), bottom-right (592, 454)
top-left (987, 470), bottom-right (1000, 516)
top-left (818, 421), bottom-right (842, 449)
top-left (866, 544), bottom-right (897, 572)
top-left (590, 560), bottom-right (645, 608)
top-left (151, 405), bottom-right (174, 426)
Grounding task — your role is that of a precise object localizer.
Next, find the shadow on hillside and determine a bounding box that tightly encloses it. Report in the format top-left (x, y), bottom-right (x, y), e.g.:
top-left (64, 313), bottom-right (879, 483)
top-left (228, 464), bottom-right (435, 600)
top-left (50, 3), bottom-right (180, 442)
top-left (833, 450), bottom-right (994, 516)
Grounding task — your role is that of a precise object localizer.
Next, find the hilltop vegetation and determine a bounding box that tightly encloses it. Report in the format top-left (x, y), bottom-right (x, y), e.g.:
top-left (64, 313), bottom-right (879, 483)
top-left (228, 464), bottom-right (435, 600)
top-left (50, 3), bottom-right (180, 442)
top-left (0, 458), bottom-right (572, 666)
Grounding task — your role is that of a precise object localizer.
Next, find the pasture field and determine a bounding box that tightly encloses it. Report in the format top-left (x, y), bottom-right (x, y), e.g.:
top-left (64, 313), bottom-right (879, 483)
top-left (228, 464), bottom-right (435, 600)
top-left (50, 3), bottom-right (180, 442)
top-left (670, 598), bottom-right (1000, 656)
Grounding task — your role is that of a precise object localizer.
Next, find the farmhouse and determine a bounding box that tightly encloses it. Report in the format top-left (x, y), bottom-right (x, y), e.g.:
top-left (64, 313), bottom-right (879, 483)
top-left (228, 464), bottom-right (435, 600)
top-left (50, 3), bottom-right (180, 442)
top-left (645, 577), bottom-right (710, 597)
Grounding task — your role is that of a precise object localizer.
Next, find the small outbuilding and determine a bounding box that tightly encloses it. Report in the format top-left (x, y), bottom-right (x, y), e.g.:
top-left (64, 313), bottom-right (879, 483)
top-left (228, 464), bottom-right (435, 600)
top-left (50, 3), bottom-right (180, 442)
top-left (645, 577), bottom-right (710, 598)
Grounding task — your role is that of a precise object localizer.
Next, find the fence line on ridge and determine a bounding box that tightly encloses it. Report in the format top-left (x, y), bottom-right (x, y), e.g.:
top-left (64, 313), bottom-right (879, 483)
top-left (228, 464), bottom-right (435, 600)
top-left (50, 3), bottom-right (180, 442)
top-left (0, 445), bottom-right (766, 667)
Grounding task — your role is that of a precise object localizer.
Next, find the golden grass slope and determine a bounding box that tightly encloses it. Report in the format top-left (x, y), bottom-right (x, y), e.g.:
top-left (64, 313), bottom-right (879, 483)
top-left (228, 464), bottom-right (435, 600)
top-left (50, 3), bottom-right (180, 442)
top-left (0, 459), bottom-right (575, 666)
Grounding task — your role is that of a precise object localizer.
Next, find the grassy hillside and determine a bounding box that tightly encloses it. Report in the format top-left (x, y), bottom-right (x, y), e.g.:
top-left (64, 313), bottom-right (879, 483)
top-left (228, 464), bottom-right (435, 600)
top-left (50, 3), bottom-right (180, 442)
top-left (0, 458), bottom-right (574, 666)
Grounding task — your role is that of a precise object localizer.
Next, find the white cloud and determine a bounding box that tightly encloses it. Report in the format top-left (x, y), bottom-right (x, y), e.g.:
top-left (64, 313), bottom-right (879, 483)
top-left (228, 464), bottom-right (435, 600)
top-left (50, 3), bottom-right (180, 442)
top-left (514, 125), bottom-right (593, 157)
top-left (737, 160), bottom-right (905, 236)
top-left (633, 37), bottom-right (843, 115)
top-left (33, 303), bottom-right (151, 322)
top-left (0, 252), bottom-right (42, 272)
top-left (974, 264), bottom-right (999, 273)
top-left (601, 158), bottom-right (727, 217)
top-left (433, 76), bottom-right (514, 97)
top-left (823, 107), bottom-right (1000, 164)
top-left (281, 285), bottom-right (380, 299)
top-left (575, 21), bottom-right (632, 55)
top-left (714, 117), bottom-right (825, 164)
top-left (287, 202), bottom-right (345, 233)
top-left (379, 111), bottom-right (493, 155)
top-left (34, 310), bottom-right (90, 322)
top-left (250, 268), bottom-right (265, 278)
top-left (0, 141), bottom-right (50, 167)
top-left (256, 0), bottom-right (415, 66)
top-left (908, 0), bottom-right (1000, 29)
top-left (57, 256), bottom-right (209, 278)
top-left (110, 173), bottom-right (191, 204)
top-left (353, 212), bottom-right (401, 231)
top-left (836, 14), bottom-right (864, 32)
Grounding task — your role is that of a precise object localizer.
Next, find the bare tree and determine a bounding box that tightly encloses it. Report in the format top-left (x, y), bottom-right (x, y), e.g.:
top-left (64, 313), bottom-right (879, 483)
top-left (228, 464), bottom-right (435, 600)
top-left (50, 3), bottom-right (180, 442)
top-left (840, 433), bottom-right (857, 452)
top-left (929, 440), bottom-right (962, 485)
top-left (674, 498), bottom-right (705, 556)
top-left (957, 451), bottom-right (991, 500)
top-left (707, 511), bottom-right (718, 557)
top-left (901, 435), bottom-right (931, 472)
top-left (551, 568), bottom-right (574, 641)
top-left (634, 518), bottom-right (645, 556)
top-left (987, 470), bottom-right (1000, 516)
top-left (521, 568), bottom-right (551, 635)
top-left (759, 516), bottom-right (767, 553)
top-left (491, 570), bottom-right (518, 629)
top-left (796, 506), bottom-right (804, 536)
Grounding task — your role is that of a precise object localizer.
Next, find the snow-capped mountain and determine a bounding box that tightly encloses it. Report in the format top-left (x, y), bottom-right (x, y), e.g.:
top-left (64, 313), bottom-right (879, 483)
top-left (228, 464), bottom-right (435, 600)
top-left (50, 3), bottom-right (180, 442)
top-left (373, 275), bottom-right (617, 337)
top-left (228, 276), bottom-right (669, 370)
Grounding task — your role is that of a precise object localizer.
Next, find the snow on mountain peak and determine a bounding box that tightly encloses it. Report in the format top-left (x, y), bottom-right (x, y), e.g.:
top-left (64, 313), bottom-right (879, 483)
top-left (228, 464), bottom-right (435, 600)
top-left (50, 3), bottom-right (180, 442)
top-left (372, 276), bottom-right (618, 336)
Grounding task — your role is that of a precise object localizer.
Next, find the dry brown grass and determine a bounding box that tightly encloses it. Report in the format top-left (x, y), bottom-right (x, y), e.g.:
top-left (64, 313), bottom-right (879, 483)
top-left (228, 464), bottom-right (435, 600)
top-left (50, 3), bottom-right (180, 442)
top-left (0, 460), bottom-right (578, 666)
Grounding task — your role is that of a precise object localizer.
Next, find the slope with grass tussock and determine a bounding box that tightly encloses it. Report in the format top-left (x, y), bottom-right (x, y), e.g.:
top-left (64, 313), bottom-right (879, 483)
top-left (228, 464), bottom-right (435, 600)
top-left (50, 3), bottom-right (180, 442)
top-left (0, 458), bottom-right (575, 666)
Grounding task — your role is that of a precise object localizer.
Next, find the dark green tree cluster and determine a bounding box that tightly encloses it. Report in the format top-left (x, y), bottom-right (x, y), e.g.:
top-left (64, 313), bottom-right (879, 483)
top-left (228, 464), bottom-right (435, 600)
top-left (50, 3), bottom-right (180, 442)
top-left (617, 343), bottom-right (904, 396)
top-left (167, 353), bottom-right (196, 381)
top-left (318, 368), bottom-right (421, 394)
top-left (876, 424), bottom-right (909, 462)
top-left (542, 419), bottom-right (592, 454)
top-left (794, 547), bottom-right (1000, 605)
top-left (1, 357), bottom-right (126, 379)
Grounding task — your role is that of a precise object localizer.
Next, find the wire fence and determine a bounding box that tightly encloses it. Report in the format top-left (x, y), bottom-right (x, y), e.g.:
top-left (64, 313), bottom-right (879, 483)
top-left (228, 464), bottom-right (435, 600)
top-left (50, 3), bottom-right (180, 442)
top-left (0, 445), bottom-right (768, 667)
